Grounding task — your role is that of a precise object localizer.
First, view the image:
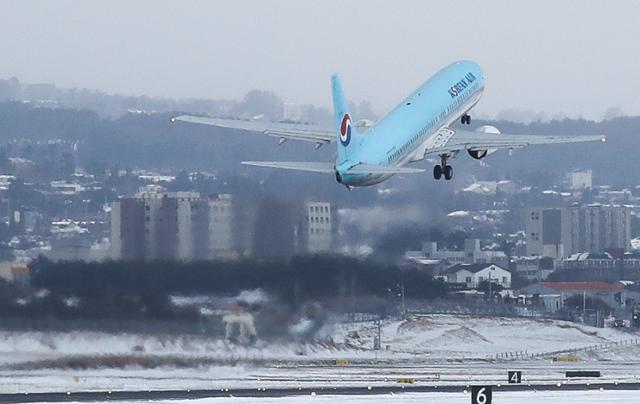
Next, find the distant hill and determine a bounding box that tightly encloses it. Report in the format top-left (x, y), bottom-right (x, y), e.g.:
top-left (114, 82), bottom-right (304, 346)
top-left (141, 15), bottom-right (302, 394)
top-left (0, 101), bottom-right (636, 192)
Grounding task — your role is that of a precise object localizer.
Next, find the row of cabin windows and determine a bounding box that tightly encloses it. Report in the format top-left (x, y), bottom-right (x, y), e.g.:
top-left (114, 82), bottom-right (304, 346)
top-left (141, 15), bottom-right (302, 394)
top-left (387, 78), bottom-right (477, 165)
top-left (387, 116), bottom-right (440, 163)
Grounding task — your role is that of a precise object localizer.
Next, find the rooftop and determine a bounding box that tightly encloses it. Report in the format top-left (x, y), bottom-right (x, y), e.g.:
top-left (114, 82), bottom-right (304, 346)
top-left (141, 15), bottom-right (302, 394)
top-left (539, 281), bottom-right (624, 292)
top-left (444, 263), bottom-right (507, 274)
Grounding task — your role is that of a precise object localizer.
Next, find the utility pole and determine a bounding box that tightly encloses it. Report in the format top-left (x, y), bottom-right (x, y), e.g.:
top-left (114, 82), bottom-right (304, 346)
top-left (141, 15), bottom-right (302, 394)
top-left (401, 282), bottom-right (406, 318)
top-left (583, 290), bottom-right (586, 323)
top-left (488, 269), bottom-right (492, 302)
top-left (374, 319), bottom-right (381, 359)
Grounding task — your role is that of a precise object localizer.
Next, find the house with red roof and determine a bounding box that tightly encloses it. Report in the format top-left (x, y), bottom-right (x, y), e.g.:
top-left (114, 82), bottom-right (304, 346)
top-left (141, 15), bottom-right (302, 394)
top-left (518, 281), bottom-right (631, 311)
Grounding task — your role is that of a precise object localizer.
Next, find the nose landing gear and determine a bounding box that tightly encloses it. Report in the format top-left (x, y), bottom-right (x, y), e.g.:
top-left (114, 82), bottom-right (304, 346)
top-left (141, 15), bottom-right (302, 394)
top-left (433, 154), bottom-right (453, 180)
top-left (461, 114), bottom-right (471, 125)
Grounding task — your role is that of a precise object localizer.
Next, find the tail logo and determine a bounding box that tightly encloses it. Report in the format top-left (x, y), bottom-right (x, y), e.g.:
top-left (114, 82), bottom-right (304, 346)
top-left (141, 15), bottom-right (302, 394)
top-left (340, 113), bottom-right (352, 146)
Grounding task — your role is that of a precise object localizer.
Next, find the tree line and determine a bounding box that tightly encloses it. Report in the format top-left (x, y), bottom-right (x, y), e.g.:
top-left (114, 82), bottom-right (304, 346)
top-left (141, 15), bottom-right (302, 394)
top-left (8, 256), bottom-right (448, 321)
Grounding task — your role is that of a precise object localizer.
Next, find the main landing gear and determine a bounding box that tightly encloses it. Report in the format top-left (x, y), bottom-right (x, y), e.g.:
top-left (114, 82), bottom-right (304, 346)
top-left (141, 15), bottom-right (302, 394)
top-left (461, 113), bottom-right (471, 125)
top-left (433, 154), bottom-right (453, 181)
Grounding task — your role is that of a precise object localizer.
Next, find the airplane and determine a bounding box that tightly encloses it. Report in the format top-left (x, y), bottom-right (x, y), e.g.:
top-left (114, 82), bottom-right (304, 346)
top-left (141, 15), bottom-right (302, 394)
top-left (171, 60), bottom-right (606, 188)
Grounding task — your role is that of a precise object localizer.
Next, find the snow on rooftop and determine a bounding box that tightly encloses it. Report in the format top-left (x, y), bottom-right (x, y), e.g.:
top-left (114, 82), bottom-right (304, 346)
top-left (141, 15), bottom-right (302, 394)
top-left (407, 257), bottom-right (443, 265)
top-left (462, 182), bottom-right (496, 194)
top-left (447, 210), bottom-right (470, 218)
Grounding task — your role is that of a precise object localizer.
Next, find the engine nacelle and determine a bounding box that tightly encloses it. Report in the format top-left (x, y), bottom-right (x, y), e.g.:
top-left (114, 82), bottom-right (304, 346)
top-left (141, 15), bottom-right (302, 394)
top-left (354, 119), bottom-right (375, 133)
top-left (468, 125), bottom-right (500, 159)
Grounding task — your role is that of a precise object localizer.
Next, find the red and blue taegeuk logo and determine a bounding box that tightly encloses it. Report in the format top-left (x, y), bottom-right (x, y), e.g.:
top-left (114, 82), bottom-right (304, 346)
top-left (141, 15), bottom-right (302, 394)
top-left (340, 113), bottom-right (351, 146)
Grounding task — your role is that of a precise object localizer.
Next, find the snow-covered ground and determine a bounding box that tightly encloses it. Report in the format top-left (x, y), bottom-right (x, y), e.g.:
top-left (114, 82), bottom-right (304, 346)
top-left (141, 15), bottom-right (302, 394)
top-left (0, 314), bottom-right (638, 394)
top-left (0, 314), bottom-right (633, 365)
top-left (334, 314), bottom-right (636, 357)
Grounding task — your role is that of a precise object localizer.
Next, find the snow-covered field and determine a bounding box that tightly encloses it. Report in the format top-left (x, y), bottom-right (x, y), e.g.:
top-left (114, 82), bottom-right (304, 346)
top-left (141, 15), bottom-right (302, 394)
top-left (0, 314), bottom-right (629, 362)
top-left (333, 314), bottom-right (635, 358)
top-left (0, 314), bottom-right (638, 394)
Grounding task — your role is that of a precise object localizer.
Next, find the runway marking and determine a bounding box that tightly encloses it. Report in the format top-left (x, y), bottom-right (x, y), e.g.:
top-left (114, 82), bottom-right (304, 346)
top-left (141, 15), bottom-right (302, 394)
top-left (4, 382), bottom-right (640, 402)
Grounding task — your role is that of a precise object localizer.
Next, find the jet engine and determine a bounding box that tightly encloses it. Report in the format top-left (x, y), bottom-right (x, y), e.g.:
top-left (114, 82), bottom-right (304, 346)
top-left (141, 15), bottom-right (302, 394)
top-left (468, 125), bottom-right (500, 159)
top-left (354, 119), bottom-right (375, 133)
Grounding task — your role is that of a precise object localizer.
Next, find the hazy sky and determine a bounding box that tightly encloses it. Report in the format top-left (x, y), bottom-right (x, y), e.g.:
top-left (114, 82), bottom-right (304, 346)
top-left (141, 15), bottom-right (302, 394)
top-left (3, 1), bottom-right (640, 119)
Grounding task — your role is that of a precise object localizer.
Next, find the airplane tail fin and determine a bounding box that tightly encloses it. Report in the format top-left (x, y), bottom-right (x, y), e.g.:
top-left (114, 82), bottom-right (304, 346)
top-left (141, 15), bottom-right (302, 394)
top-left (331, 74), bottom-right (353, 163)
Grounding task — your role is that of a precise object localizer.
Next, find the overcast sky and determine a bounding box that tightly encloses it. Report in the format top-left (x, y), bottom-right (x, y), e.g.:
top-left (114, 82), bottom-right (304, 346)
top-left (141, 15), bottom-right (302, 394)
top-left (2, 1), bottom-right (639, 119)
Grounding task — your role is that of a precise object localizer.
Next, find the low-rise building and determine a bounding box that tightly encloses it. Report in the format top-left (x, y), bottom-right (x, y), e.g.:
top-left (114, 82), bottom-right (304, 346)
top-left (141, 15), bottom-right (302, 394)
top-left (407, 239), bottom-right (508, 266)
top-left (0, 262), bottom-right (30, 288)
top-left (442, 263), bottom-right (511, 289)
top-left (518, 281), bottom-right (627, 309)
top-left (566, 170), bottom-right (592, 190)
top-left (511, 256), bottom-right (555, 281)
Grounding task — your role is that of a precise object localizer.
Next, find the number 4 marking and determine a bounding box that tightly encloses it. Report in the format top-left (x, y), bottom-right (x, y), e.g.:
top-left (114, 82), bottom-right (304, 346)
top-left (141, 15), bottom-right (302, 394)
top-left (509, 371), bottom-right (522, 384)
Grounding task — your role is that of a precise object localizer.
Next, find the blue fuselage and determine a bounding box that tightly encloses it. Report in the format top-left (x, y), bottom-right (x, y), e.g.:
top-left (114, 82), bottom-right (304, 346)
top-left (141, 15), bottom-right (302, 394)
top-left (337, 60), bottom-right (485, 186)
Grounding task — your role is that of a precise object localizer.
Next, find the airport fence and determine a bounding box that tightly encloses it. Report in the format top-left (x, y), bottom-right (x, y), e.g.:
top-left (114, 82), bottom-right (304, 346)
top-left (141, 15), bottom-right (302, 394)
top-left (489, 337), bottom-right (640, 361)
top-left (403, 299), bottom-right (561, 320)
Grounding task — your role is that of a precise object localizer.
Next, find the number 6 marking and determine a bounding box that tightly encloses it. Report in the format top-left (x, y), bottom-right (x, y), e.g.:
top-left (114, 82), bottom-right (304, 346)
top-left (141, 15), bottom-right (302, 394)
top-left (476, 387), bottom-right (487, 404)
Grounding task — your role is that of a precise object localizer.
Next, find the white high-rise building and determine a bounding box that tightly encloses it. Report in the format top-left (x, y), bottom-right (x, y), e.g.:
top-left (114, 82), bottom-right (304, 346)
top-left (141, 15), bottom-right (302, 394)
top-left (209, 194), bottom-right (235, 258)
top-left (111, 192), bottom-right (235, 261)
top-left (176, 193), bottom-right (209, 261)
top-left (303, 202), bottom-right (336, 253)
top-left (526, 205), bottom-right (631, 258)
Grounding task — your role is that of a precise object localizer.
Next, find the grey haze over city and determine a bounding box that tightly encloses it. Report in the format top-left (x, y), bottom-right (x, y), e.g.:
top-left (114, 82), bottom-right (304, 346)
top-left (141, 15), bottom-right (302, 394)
top-left (2, 2), bottom-right (640, 403)
top-left (2, 0), bottom-right (639, 119)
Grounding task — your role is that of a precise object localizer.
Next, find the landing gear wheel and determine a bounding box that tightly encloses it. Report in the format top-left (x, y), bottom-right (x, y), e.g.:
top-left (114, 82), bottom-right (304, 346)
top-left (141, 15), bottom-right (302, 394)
top-left (443, 165), bottom-right (453, 180)
top-left (461, 114), bottom-right (471, 125)
top-left (433, 164), bottom-right (443, 180)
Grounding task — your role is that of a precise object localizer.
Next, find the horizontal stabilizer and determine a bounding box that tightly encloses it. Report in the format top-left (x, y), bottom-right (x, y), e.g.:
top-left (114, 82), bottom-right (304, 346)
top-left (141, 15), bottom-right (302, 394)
top-left (241, 161), bottom-right (425, 175)
top-left (346, 164), bottom-right (425, 174)
top-left (241, 161), bottom-right (335, 173)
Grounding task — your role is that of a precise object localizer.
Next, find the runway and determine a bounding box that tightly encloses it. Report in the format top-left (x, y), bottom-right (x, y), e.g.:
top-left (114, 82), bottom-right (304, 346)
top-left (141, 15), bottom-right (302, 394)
top-left (5, 381), bottom-right (640, 403)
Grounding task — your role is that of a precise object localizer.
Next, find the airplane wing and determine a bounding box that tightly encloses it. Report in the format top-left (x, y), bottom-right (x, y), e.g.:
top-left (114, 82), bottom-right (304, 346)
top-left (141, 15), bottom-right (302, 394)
top-left (172, 115), bottom-right (335, 148)
top-left (241, 161), bottom-right (336, 173)
top-left (425, 127), bottom-right (606, 156)
top-left (241, 161), bottom-right (424, 174)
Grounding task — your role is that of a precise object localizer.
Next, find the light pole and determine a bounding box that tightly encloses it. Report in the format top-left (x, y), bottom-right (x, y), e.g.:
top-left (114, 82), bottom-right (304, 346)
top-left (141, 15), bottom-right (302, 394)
top-left (583, 290), bottom-right (587, 324)
top-left (64, 199), bottom-right (72, 219)
top-left (82, 199), bottom-right (90, 219)
top-left (400, 282), bottom-right (406, 318)
top-left (488, 267), bottom-right (496, 303)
